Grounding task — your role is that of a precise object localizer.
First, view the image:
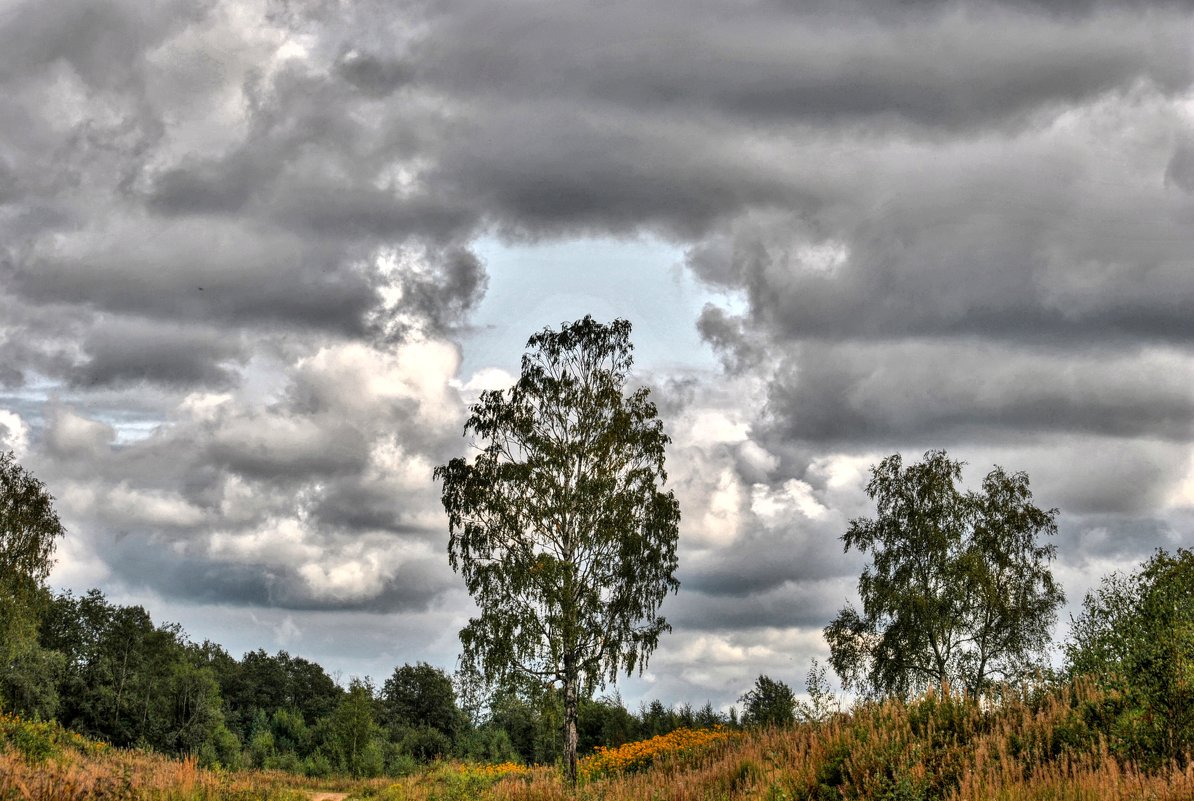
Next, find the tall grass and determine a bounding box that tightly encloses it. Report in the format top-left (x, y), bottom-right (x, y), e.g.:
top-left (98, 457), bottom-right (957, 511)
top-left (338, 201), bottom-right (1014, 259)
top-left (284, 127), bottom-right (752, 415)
top-left (5, 681), bottom-right (1194, 800)
top-left (0, 713), bottom-right (328, 800)
top-left (473, 680), bottom-right (1194, 800)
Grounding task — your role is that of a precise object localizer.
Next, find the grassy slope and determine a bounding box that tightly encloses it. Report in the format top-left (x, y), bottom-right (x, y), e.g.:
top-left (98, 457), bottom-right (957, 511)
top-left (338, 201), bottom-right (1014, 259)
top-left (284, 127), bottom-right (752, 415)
top-left (0, 712), bottom-right (341, 800)
top-left (6, 683), bottom-right (1194, 801)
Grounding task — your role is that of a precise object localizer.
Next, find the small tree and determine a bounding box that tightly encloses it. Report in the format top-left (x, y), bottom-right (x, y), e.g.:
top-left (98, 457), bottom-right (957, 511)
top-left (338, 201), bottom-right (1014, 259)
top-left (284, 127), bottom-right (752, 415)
top-left (1066, 548), bottom-right (1194, 763)
top-left (435, 316), bottom-right (681, 784)
top-left (739, 674), bottom-right (796, 728)
top-left (327, 678), bottom-right (382, 777)
top-left (0, 452), bottom-right (66, 712)
top-left (794, 659), bottom-right (839, 724)
top-left (825, 450), bottom-right (1063, 698)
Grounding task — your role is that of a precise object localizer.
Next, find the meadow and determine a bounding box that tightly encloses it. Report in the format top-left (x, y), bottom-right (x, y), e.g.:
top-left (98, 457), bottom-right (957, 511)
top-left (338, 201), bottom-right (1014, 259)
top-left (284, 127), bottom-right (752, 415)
top-left (6, 680), bottom-right (1194, 801)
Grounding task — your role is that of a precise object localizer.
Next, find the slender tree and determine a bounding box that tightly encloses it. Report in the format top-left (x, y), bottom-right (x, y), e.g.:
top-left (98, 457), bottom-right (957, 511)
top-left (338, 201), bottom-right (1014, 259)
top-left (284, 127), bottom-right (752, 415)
top-left (825, 450), bottom-right (1063, 698)
top-left (435, 316), bottom-right (680, 784)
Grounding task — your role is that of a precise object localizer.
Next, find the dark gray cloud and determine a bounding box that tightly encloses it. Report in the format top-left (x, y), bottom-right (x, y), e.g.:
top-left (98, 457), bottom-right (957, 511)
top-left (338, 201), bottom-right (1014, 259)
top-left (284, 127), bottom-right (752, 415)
top-left (0, 0), bottom-right (212, 90)
top-left (759, 342), bottom-right (1194, 444)
top-left (22, 334), bottom-right (467, 613)
top-left (71, 319), bottom-right (245, 389)
top-left (207, 416), bottom-right (371, 481)
top-left (1, 0), bottom-right (1191, 707)
top-left (1057, 514), bottom-right (1184, 564)
top-left (669, 580), bottom-right (850, 632)
top-left (14, 223), bottom-right (382, 333)
top-left (333, 49), bottom-right (411, 98)
top-left (101, 534), bottom-right (455, 612)
top-left (411, 2), bottom-right (1189, 130)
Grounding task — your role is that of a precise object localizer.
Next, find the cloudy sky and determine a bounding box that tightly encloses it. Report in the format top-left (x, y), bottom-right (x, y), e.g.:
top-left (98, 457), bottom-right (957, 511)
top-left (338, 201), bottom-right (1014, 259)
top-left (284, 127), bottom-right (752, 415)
top-left (2, 0), bottom-right (1193, 710)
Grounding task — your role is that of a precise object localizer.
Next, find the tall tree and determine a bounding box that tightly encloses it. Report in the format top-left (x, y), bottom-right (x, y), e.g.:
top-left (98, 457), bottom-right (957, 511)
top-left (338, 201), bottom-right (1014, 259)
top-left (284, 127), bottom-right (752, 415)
top-left (825, 450), bottom-right (1063, 698)
top-left (0, 452), bottom-right (67, 712)
top-left (435, 316), bottom-right (681, 784)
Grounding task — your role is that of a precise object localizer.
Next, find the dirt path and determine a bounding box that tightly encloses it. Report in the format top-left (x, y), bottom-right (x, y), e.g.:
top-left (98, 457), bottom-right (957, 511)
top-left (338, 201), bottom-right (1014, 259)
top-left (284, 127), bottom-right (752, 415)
top-left (305, 793), bottom-right (349, 801)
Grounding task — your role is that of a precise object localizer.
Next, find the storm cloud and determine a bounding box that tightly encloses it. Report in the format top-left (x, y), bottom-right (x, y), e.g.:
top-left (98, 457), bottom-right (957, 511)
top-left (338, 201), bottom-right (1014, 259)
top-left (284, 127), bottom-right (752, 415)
top-left (1, 0), bottom-right (1192, 707)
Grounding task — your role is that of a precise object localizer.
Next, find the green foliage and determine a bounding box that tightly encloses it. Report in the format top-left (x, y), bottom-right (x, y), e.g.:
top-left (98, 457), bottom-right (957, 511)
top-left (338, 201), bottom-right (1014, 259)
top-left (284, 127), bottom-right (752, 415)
top-left (638, 699), bottom-right (677, 738)
top-left (249, 727), bottom-right (277, 768)
top-left (577, 694), bottom-right (638, 754)
top-left (1065, 548), bottom-right (1194, 764)
top-left (435, 316), bottom-right (681, 783)
top-left (399, 725), bottom-right (453, 762)
top-left (794, 659), bottom-right (839, 724)
top-left (456, 723), bottom-right (521, 764)
top-left (2, 715), bottom-right (63, 762)
top-left (740, 675), bottom-right (796, 728)
top-left (384, 743), bottom-right (421, 777)
top-left (0, 452), bottom-right (66, 715)
top-left (380, 662), bottom-right (467, 747)
top-left (201, 721), bottom-right (243, 769)
top-left (38, 590), bottom-right (229, 757)
top-left (485, 684), bottom-right (563, 765)
top-left (166, 656), bottom-right (227, 756)
top-left (0, 711), bottom-right (106, 762)
top-left (327, 677), bottom-right (384, 777)
top-left (1, 639), bottom-right (63, 720)
top-left (218, 648), bottom-right (342, 738)
top-left (826, 450), bottom-right (1063, 698)
top-left (811, 691), bottom-right (990, 801)
top-left (421, 762), bottom-right (500, 801)
top-left (303, 749), bottom-right (334, 777)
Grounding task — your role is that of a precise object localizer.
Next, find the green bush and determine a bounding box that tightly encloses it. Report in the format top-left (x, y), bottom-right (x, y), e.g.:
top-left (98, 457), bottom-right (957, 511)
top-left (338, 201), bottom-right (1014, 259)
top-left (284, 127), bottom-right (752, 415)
top-left (1066, 548), bottom-right (1194, 765)
top-left (400, 725), bottom-right (453, 762)
top-left (303, 750), bottom-right (333, 777)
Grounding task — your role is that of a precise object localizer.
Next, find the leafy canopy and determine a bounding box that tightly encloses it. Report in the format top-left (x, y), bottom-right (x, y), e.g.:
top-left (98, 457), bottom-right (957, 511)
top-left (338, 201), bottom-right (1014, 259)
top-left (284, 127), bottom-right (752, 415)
top-left (826, 450), bottom-right (1063, 698)
top-left (379, 662), bottom-right (467, 742)
top-left (436, 316), bottom-right (679, 691)
top-left (1066, 548), bottom-right (1194, 763)
top-left (739, 674), bottom-right (796, 728)
top-left (0, 451), bottom-right (67, 711)
top-left (435, 316), bottom-right (680, 781)
top-left (0, 451), bottom-right (64, 616)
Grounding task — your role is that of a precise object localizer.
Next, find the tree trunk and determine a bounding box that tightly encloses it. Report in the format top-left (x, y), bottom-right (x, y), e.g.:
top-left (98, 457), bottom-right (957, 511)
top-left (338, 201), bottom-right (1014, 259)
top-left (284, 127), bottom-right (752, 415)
top-left (563, 662), bottom-right (579, 786)
top-left (112, 647), bottom-right (129, 735)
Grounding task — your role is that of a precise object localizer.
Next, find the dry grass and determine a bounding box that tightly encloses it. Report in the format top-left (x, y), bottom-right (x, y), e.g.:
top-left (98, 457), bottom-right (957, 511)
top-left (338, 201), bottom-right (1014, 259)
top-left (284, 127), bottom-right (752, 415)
top-left (0, 714), bottom-right (348, 800)
top-left (455, 682), bottom-right (1194, 801)
top-left (0, 746), bottom-right (332, 800)
top-left (6, 683), bottom-right (1194, 800)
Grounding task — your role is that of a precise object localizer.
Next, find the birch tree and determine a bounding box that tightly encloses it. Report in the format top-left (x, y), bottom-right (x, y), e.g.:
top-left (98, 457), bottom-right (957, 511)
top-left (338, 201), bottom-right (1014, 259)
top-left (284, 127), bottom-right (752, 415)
top-left (435, 316), bottom-right (680, 783)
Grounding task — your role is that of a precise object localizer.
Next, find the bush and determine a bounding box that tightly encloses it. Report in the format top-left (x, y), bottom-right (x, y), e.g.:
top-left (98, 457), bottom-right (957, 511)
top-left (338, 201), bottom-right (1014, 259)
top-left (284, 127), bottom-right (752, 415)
top-left (303, 750), bottom-right (333, 777)
top-left (455, 724), bottom-right (520, 764)
top-left (400, 725), bottom-right (453, 762)
top-left (0, 712), bottom-right (105, 762)
top-left (199, 722), bottom-right (242, 770)
top-left (1066, 548), bottom-right (1194, 764)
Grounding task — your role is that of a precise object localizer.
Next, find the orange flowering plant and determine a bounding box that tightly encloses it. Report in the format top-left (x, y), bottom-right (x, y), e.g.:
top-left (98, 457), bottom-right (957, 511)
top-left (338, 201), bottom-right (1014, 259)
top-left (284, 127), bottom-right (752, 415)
top-left (579, 726), bottom-right (740, 780)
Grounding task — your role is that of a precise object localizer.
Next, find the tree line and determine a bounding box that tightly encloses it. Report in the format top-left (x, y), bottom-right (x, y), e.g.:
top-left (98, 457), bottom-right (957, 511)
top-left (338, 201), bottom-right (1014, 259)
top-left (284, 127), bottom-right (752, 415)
top-left (3, 317), bottom-right (1193, 780)
top-left (0, 437), bottom-right (752, 777)
top-left (1, 585), bottom-right (760, 776)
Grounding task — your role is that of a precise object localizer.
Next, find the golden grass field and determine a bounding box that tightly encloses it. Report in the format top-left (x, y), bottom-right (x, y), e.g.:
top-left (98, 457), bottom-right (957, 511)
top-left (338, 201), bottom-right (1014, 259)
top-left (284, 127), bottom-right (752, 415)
top-left (5, 682), bottom-right (1194, 801)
